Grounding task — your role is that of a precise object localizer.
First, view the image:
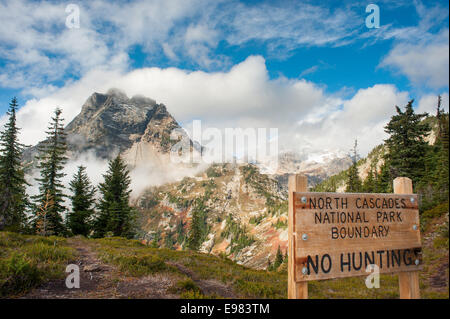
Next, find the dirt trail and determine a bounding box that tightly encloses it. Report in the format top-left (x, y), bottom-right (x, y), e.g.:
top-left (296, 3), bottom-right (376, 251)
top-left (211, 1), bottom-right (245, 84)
top-left (21, 238), bottom-right (179, 299)
top-left (168, 261), bottom-right (236, 298)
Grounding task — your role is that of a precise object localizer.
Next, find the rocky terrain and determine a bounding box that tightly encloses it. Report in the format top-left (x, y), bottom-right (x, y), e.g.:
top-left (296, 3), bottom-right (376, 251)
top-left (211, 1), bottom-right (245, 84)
top-left (136, 163), bottom-right (288, 269)
top-left (18, 89), bottom-right (363, 269)
top-left (23, 89), bottom-right (197, 169)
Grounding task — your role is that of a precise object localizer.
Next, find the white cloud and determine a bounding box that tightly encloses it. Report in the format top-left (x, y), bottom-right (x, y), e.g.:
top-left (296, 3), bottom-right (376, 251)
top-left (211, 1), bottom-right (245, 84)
top-left (380, 29), bottom-right (449, 89)
top-left (295, 84), bottom-right (410, 156)
top-left (1, 56), bottom-right (413, 161)
top-left (0, 0), bottom-right (368, 90)
top-left (417, 92), bottom-right (449, 114)
top-left (1, 0), bottom-right (447, 94)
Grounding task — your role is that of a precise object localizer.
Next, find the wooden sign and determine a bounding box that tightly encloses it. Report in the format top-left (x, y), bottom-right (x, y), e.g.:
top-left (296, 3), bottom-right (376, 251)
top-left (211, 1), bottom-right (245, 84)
top-left (292, 192), bottom-right (422, 282)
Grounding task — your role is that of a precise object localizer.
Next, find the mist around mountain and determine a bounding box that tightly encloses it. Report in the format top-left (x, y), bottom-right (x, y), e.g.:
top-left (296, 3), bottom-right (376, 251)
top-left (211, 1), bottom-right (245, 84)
top-left (12, 89), bottom-right (356, 268)
top-left (0, 90), bottom-right (448, 299)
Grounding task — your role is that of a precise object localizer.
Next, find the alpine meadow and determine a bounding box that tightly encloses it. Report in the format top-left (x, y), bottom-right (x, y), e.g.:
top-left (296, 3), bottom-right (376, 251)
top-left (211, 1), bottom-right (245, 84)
top-left (0, 0), bottom-right (448, 306)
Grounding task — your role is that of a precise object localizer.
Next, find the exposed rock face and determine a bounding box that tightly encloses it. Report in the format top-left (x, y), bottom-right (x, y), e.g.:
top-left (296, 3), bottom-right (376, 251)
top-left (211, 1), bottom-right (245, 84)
top-left (19, 89), bottom-right (357, 269)
top-left (270, 150), bottom-right (353, 189)
top-left (136, 163), bottom-right (289, 269)
top-left (65, 88), bottom-right (180, 159)
top-left (23, 89), bottom-right (185, 167)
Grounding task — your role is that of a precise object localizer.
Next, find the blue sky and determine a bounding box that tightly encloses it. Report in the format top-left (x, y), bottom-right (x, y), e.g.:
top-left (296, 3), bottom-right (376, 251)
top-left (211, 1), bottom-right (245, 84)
top-left (0, 0), bottom-right (448, 156)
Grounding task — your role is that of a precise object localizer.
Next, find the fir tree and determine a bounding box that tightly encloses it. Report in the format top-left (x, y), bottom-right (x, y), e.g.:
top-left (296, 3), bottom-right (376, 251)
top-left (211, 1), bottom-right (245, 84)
top-left (362, 167), bottom-right (375, 193)
top-left (384, 100), bottom-right (430, 183)
top-left (93, 154), bottom-right (135, 238)
top-left (32, 108), bottom-right (67, 236)
top-left (274, 245), bottom-right (284, 269)
top-left (187, 209), bottom-right (204, 250)
top-left (435, 96), bottom-right (449, 201)
top-left (187, 198), bottom-right (208, 251)
top-left (346, 139), bottom-right (362, 193)
top-left (267, 259), bottom-right (272, 271)
top-left (437, 113), bottom-right (449, 200)
top-left (0, 97), bottom-right (29, 231)
top-left (67, 166), bottom-right (96, 236)
top-left (374, 160), bottom-right (393, 193)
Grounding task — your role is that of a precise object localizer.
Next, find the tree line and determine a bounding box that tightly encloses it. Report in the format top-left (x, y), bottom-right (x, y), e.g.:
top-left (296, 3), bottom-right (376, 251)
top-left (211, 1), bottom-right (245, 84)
top-left (0, 98), bottom-right (136, 238)
top-left (345, 97), bottom-right (449, 211)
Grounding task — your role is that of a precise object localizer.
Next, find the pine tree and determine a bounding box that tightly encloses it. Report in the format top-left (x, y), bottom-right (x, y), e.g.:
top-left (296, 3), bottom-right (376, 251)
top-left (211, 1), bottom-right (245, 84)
top-left (274, 245), bottom-right (284, 269)
top-left (384, 100), bottom-right (430, 183)
top-left (437, 113), bottom-right (449, 199)
top-left (187, 209), bottom-right (203, 250)
top-left (67, 166), bottom-right (96, 236)
top-left (187, 198), bottom-right (208, 251)
top-left (93, 154), bottom-right (135, 238)
top-left (436, 95), bottom-right (444, 136)
top-left (0, 97), bottom-right (29, 231)
top-left (346, 139), bottom-right (362, 193)
top-left (374, 160), bottom-right (393, 193)
top-left (32, 108), bottom-right (67, 236)
top-left (435, 95), bottom-right (449, 201)
top-left (362, 167), bottom-right (375, 193)
top-left (267, 259), bottom-right (272, 271)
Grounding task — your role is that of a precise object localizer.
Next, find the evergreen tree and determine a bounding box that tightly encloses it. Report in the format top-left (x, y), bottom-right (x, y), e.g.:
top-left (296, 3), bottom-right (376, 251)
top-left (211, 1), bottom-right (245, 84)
top-left (93, 154), bottom-right (135, 238)
top-left (187, 198), bottom-right (208, 250)
top-left (267, 259), bottom-right (272, 271)
top-left (384, 100), bottom-right (430, 183)
top-left (374, 160), bottom-right (393, 193)
top-left (436, 95), bottom-right (444, 136)
top-left (435, 96), bottom-right (449, 201)
top-left (0, 97), bottom-right (29, 231)
top-left (150, 230), bottom-right (161, 248)
top-left (32, 108), bottom-right (67, 236)
top-left (274, 245), bottom-right (284, 269)
top-left (67, 166), bottom-right (96, 236)
top-left (362, 167), bottom-right (375, 193)
top-left (346, 139), bottom-right (362, 193)
top-left (187, 209), bottom-right (203, 250)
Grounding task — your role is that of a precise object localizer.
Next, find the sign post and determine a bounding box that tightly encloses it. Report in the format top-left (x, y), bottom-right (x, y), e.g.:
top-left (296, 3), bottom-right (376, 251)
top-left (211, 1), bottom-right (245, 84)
top-left (288, 175), bottom-right (308, 299)
top-left (394, 177), bottom-right (421, 299)
top-left (288, 174), bottom-right (422, 299)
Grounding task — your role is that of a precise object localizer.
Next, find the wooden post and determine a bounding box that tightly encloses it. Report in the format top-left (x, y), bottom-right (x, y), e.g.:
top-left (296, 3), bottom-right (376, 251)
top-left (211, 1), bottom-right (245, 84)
top-left (393, 177), bottom-right (421, 299)
top-left (288, 174), bottom-right (308, 299)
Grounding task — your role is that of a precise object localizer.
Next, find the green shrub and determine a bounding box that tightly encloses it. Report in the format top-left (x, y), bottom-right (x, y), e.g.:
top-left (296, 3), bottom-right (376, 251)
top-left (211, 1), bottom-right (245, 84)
top-left (176, 278), bottom-right (200, 293)
top-left (112, 254), bottom-right (167, 276)
top-left (423, 202), bottom-right (449, 219)
top-left (433, 236), bottom-right (449, 249)
top-left (0, 253), bottom-right (42, 296)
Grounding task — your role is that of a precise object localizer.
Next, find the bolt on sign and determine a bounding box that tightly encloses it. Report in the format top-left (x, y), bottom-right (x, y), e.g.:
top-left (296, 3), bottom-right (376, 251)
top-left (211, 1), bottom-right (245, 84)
top-left (292, 192), bottom-right (422, 282)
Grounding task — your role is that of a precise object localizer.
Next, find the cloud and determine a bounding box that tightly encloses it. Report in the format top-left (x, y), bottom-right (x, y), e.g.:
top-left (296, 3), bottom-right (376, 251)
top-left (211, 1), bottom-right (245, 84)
top-left (295, 84), bottom-right (410, 156)
top-left (417, 92), bottom-right (449, 114)
top-left (0, 0), bottom-right (368, 90)
top-left (1, 55), bottom-right (417, 162)
top-left (369, 1), bottom-right (450, 89)
top-left (1, 0), bottom-right (447, 94)
top-left (380, 29), bottom-right (449, 89)
top-left (299, 66), bottom-right (319, 77)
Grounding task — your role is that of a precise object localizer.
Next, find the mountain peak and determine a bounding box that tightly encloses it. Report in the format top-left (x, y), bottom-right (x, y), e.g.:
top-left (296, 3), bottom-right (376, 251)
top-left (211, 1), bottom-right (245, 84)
top-left (105, 88), bottom-right (128, 100)
top-left (61, 90), bottom-right (180, 158)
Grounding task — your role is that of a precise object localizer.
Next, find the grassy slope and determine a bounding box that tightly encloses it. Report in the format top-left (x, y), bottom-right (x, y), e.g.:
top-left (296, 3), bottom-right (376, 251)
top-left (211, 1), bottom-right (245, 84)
top-left (136, 163), bottom-right (288, 269)
top-left (0, 232), bottom-right (76, 297)
top-left (1, 213), bottom-right (448, 299)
